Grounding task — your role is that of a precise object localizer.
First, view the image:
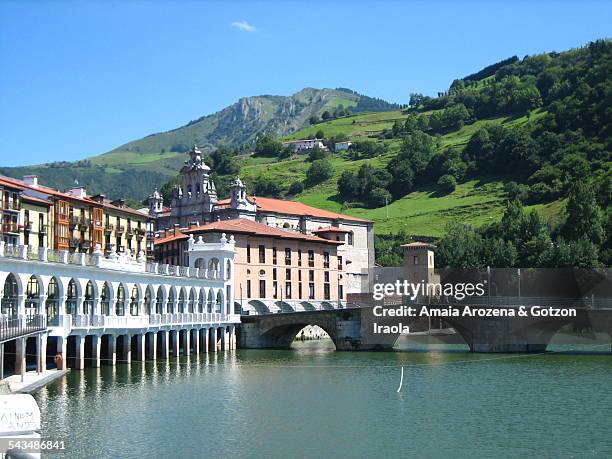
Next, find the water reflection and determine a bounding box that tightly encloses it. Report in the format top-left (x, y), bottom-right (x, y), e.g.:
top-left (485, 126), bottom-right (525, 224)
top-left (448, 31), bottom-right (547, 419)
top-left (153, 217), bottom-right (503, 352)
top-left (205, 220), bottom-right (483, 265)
top-left (33, 342), bottom-right (612, 458)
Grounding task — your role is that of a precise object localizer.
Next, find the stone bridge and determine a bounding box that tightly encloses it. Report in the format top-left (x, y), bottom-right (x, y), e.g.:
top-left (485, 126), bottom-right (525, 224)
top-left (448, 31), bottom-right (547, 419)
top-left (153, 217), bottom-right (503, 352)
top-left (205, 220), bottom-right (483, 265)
top-left (238, 305), bottom-right (612, 353)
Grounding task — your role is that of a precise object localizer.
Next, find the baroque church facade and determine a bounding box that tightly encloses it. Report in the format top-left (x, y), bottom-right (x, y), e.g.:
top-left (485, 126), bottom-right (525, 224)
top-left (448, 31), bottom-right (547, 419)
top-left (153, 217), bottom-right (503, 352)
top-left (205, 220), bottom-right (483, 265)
top-left (148, 146), bottom-right (375, 293)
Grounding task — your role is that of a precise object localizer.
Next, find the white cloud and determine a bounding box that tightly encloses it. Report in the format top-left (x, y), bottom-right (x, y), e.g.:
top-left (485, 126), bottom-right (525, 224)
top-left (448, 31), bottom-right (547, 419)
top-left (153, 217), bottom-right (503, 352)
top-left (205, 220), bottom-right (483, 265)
top-left (231, 20), bottom-right (257, 33)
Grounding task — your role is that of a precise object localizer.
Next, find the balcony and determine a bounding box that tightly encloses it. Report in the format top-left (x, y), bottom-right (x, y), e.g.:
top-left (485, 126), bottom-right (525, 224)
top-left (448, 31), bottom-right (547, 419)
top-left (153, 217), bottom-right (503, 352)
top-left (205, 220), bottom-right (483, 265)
top-left (104, 223), bottom-right (114, 234)
top-left (116, 225), bottom-right (125, 234)
top-left (0, 315), bottom-right (46, 342)
top-left (2, 222), bottom-right (19, 234)
top-left (23, 221), bottom-right (33, 232)
top-left (39, 224), bottom-right (48, 234)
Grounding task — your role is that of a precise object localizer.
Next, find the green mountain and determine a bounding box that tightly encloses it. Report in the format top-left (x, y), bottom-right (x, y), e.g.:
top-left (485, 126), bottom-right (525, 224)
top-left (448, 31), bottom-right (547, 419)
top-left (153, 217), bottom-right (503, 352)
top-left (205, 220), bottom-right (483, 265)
top-left (0, 88), bottom-right (398, 202)
top-left (217, 39), bottom-right (611, 248)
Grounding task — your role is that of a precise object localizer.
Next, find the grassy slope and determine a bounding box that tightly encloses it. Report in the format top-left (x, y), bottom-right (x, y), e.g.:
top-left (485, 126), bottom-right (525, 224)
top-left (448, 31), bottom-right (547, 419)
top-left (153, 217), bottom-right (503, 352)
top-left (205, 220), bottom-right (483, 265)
top-left (236, 108), bottom-right (560, 236)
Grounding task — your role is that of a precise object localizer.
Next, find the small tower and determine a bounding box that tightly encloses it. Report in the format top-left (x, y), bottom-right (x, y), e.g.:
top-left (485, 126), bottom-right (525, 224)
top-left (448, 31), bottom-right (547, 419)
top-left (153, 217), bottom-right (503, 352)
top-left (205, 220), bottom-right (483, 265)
top-left (230, 177), bottom-right (247, 207)
top-left (229, 177), bottom-right (257, 214)
top-left (401, 242), bottom-right (437, 283)
top-left (148, 188), bottom-right (163, 216)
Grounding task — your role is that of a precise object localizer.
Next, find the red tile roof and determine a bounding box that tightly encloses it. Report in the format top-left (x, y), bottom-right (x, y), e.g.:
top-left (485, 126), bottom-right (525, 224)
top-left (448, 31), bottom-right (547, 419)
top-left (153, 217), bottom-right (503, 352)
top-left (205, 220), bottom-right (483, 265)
top-left (0, 175), bottom-right (146, 218)
top-left (401, 242), bottom-right (436, 249)
top-left (153, 229), bottom-right (189, 245)
top-left (182, 218), bottom-right (344, 245)
top-left (215, 196), bottom-right (371, 223)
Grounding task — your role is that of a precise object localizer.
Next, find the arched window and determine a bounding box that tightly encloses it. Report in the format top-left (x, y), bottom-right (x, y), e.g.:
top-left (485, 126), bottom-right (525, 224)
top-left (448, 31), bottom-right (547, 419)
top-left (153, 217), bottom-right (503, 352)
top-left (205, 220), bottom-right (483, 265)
top-left (178, 289), bottom-right (186, 314)
top-left (198, 290), bottom-right (205, 313)
top-left (347, 231), bottom-right (354, 246)
top-left (196, 183), bottom-right (201, 196)
top-left (208, 258), bottom-right (219, 273)
top-left (1, 274), bottom-right (18, 319)
top-left (130, 285), bottom-right (139, 316)
top-left (168, 288), bottom-right (175, 314)
top-left (188, 289), bottom-right (195, 313)
top-left (25, 276), bottom-right (40, 318)
top-left (194, 258), bottom-right (205, 269)
top-left (207, 290), bottom-right (214, 313)
top-left (66, 279), bottom-right (78, 315)
top-left (187, 184), bottom-right (192, 197)
top-left (215, 290), bottom-right (223, 313)
top-left (46, 277), bottom-right (59, 323)
top-left (116, 284), bottom-right (125, 316)
top-left (156, 286), bottom-right (164, 314)
top-left (144, 287), bottom-right (153, 315)
top-left (226, 260), bottom-right (231, 279)
top-left (101, 283), bottom-right (111, 315)
top-left (84, 281), bottom-right (94, 316)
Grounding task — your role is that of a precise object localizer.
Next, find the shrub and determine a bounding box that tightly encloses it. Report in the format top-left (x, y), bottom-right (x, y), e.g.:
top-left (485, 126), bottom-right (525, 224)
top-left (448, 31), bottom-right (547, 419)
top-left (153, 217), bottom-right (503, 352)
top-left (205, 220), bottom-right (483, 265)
top-left (437, 174), bottom-right (457, 194)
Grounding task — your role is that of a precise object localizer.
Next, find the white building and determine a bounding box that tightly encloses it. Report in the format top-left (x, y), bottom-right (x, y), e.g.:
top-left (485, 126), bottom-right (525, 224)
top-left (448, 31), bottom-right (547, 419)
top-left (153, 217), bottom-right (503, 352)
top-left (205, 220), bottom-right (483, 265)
top-left (281, 139), bottom-right (327, 152)
top-left (0, 235), bottom-right (239, 379)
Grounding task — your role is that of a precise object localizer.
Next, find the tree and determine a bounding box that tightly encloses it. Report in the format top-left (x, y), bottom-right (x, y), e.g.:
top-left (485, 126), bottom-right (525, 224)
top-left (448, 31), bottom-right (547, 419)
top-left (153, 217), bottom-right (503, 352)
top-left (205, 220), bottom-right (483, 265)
top-left (437, 223), bottom-right (484, 268)
top-left (315, 129), bottom-right (325, 139)
top-left (337, 171), bottom-right (360, 200)
top-left (305, 159), bottom-right (333, 185)
top-left (321, 111), bottom-right (331, 120)
top-left (437, 174), bottom-right (457, 194)
top-left (288, 181), bottom-right (304, 196)
top-left (309, 115), bottom-right (319, 125)
top-left (254, 134), bottom-right (283, 157)
top-left (253, 176), bottom-right (282, 197)
top-left (307, 147), bottom-right (328, 162)
top-left (562, 183), bottom-right (605, 246)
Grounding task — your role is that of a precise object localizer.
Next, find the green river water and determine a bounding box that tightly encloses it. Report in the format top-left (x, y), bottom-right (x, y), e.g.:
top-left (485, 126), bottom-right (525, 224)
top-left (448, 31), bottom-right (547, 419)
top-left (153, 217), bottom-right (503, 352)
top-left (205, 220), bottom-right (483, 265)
top-left (33, 339), bottom-right (612, 458)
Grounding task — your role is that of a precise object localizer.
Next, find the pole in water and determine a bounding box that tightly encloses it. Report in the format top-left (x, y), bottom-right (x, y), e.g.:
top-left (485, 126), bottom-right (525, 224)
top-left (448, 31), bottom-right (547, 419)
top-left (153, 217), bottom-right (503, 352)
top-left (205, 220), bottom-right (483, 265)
top-left (397, 366), bottom-right (404, 393)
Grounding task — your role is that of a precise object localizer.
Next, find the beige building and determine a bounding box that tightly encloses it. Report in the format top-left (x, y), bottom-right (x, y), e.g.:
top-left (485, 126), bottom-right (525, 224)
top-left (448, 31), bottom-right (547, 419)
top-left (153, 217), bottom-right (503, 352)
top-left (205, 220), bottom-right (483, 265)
top-left (154, 218), bottom-right (346, 312)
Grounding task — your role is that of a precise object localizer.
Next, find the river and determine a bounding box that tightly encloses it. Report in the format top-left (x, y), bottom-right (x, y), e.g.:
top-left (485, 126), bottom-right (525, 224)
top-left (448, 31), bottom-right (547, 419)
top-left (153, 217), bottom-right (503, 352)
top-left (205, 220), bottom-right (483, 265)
top-left (33, 339), bottom-right (612, 458)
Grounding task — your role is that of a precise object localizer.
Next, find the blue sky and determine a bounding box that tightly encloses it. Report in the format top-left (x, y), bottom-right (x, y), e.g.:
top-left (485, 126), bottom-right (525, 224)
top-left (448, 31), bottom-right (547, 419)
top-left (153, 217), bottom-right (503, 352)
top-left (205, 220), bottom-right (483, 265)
top-left (0, 1), bottom-right (610, 166)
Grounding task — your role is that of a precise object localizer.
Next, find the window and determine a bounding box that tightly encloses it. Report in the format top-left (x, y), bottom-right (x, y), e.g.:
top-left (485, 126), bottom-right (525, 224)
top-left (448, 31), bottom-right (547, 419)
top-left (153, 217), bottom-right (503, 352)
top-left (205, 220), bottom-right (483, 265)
top-left (324, 283), bottom-right (330, 300)
top-left (272, 247), bottom-right (277, 264)
top-left (308, 250), bottom-right (314, 267)
top-left (338, 256), bottom-right (343, 270)
top-left (308, 283), bottom-right (315, 300)
top-left (309, 270), bottom-right (314, 282)
top-left (298, 283), bottom-right (303, 299)
top-left (414, 255), bottom-right (419, 265)
top-left (298, 249), bottom-right (302, 266)
top-left (273, 281), bottom-right (278, 299)
top-left (348, 231), bottom-right (354, 246)
top-left (246, 244), bottom-right (251, 263)
top-left (273, 268), bottom-right (277, 280)
top-left (324, 272), bottom-right (330, 283)
top-left (246, 280), bottom-right (251, 298)
top-left (286, 269), bottom-right (291, 280)
top-left (298, 270), bottom-right (302, 281)
top-left (323, 251), bottom-right (329, 268)
top-left (259, 245), bottom-right (265, 263)
top-left (285, 282), bottom-right (292, 299)
top-left (285, 248), bottom-right (291, 265)
top-left (338, 284), bottom-right (344, 300)
top-left (259, 279), bottom-right (266, 298)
